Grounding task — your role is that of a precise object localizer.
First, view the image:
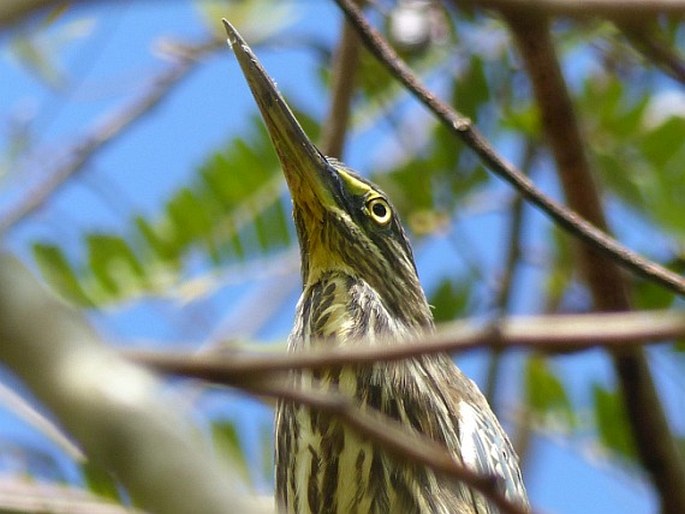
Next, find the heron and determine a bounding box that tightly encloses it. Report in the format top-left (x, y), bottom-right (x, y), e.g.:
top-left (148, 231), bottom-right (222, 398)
top-left (223, 19), bottom-right (529, 514)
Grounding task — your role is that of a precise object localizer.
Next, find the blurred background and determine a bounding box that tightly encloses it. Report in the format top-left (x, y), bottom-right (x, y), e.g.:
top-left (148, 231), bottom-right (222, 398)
top-left (2, 1), bottom-right (685, 512)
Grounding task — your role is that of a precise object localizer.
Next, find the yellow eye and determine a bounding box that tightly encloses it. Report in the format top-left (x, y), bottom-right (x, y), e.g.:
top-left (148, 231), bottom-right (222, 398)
top-left (367, 197), bottom-right (392, 225)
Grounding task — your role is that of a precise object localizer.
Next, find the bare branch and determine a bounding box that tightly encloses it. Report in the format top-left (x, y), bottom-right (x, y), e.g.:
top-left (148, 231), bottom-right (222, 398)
top-left (129, 307), bottom-right (685, 513)
top-left (0, 38), bottom-right (223, 235)
top-left (321, 15), bottom-right (362, 158)
top-left (5, 0), bottom-right (685, 29)
top-left (332, 0), bottom-right (685, 297)
top-left (126, 310), bottom-right (685, 382)
top-left (454, 0), bottom-right (685, 18)
top-left (0, 253), bottom-right (271, 514)
top-left (486, 142), bottom-right (537, 404)
top-left (246, 378), bottom-right (531, 514)
top-left (506, 13), bottom-right (685, 513)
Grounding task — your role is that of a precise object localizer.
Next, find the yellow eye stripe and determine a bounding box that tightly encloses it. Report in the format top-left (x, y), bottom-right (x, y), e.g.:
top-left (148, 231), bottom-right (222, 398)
top-left (336, 168), bottom-right (393, 226)
top-left (337, 167), bottom-right (373, 196)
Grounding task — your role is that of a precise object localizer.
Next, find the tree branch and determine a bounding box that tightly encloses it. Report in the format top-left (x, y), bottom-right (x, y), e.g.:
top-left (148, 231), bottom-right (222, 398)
top-left (320, 13), bottom-right (362, 158)
top-left (128, 307), bottom-right (685, 513)
top-left (0, 38), bottom-right (223, 235)
top-left (454, 0), bottom-right (685, 18)
top-left (6, 0), bottom-right (685, 29)
top-left (126, 309), bottom-right (685, 382)
top-left (245, 378), bottom-right (530, 514)
top-left (333, 0), bottom-right (685, 297)
top-left (0, 253), bottom-right (270, 514)
top-left (505, 13), bottom-right (685, 513)
top-left (486, 141), bottom-right (537, 404)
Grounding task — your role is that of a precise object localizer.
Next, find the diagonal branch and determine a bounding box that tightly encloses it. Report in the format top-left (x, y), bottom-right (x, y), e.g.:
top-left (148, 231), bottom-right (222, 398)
top-left (333, 0), bottom-right (685, 297)
top-left (244, 377), bottom-right (530, 514)
top-left (0, 37), bottom-right (223, 235)
top-left (129, 307), bottom-right (685, 513)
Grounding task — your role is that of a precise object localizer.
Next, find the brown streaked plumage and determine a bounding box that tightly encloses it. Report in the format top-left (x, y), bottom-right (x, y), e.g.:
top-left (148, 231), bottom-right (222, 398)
top-left (223, 20), bottom-right (529, 514)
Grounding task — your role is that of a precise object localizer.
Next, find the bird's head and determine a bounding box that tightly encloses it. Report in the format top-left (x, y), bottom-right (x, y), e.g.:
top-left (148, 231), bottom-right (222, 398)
top-left (224, 21), bottom-right (432, 329)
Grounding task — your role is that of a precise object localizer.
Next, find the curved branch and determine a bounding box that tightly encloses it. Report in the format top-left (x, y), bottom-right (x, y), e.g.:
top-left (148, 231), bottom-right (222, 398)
top-left (246, 378), bottom-right (530, 514)
top-left (332, 0), bottom-right (685, 297)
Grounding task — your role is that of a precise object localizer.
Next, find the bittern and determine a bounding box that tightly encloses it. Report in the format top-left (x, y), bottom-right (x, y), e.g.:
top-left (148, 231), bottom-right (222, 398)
top-left (224, 20), bottom-right (529, 514)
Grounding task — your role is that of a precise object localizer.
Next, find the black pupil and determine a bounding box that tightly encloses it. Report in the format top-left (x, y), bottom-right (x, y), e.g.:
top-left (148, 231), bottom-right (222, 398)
top-left (372, 201), bottom-right (387, 219)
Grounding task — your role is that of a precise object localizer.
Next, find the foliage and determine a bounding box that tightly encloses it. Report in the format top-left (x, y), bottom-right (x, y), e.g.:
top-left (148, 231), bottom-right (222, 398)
top-left (32, 117), bottom-right (298, 305)
top-left (2, 1), bottom-right (685, 513)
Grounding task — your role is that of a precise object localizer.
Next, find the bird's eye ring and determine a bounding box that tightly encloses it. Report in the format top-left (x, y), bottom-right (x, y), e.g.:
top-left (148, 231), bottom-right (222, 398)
top-left (367, 197), bottom-right (392, 225)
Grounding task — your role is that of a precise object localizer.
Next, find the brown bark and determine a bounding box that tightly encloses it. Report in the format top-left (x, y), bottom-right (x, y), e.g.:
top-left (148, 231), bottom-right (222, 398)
top-left (507, 13), bottom-right (685, 513)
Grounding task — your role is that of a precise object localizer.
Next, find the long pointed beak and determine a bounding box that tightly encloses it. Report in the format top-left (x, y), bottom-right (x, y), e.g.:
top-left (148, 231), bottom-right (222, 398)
top-left (222, 19), bottom-right (336, 216)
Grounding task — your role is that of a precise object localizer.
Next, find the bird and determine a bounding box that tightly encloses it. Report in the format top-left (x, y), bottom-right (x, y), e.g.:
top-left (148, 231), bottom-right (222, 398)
top-left (223, 19), bottom-right (529, 514)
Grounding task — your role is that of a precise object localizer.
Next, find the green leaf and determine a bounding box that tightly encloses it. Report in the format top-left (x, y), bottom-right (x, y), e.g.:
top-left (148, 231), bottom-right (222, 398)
top-left (525, 356), bottom-right (575, 428)
top-left (193, 0), bottom-right (295, 41)
top-left (10, 34), bottom-right (64, 88)
top-left (451, 56), bottom-right (489, 121)
top-left (31, 114), bottom-right (302, 306)
top-left (32, 243), bottom-right (92, 306)
top-left (211, 421), bottom-right (249, 482)
top-left (81, 461), bottom-right (121, 502)
top-left (592, 383), bottom-right (637, 462)
top-left (633, 277), bottom-right (676, 310)
top-left (641, 117), bottom-right (685, 168)
top-left (134, 216), bottom-right (180, 264)
top-left (429, 278), bottom-right (470, 323)
top-left (87, 234), bottom-right (145, 297)
top-left (544, 227), bottom-right (574, 309)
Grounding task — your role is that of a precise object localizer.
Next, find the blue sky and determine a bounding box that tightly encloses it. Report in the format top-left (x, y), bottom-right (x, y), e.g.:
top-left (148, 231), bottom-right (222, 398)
top-left (1, 2), bottom-right (675, 512)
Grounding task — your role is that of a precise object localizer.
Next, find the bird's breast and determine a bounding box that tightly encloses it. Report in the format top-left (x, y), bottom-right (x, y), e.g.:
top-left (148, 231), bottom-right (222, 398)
top-left (275, 273), bottom-right (465, 514)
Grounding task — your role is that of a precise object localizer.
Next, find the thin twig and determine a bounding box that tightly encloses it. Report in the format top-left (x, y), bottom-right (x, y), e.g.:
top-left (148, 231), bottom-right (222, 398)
top-left (126, 309), bottom-right (685, 382)
top-left (0, 38), bottom-right (223, 234)
top-left (506, 13), bottom-right (685, 513)
top-left (485, 141), bottom-right (537, 404)
top-left (321, 14), bottom-right (362, 158)
top-left (244, 378), bottom-right (530, 514)
top-left (333, 0), bottom-right (685, 297)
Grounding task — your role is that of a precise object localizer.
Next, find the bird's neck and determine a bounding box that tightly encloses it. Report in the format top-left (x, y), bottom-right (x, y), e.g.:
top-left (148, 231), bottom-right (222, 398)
top-left (291, 270), bottom-right (432, 349)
